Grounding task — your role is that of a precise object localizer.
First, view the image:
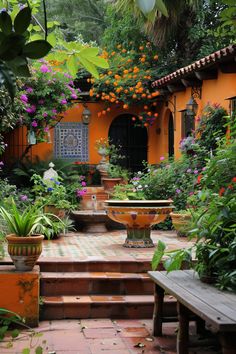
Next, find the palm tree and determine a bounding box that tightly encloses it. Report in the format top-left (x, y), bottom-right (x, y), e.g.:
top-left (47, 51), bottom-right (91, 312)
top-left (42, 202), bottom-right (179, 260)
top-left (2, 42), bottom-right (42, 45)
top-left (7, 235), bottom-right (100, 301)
top-left (114, 0), bottom-right (201, 47)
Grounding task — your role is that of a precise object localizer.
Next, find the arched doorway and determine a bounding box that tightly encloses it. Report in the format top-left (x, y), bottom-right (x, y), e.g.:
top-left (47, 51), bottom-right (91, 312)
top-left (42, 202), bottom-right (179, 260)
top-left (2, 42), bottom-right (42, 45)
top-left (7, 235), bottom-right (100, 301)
top-left (168, 113), bottom-right (174, 157)
top-left (109, 114), bottom-right (148, 172)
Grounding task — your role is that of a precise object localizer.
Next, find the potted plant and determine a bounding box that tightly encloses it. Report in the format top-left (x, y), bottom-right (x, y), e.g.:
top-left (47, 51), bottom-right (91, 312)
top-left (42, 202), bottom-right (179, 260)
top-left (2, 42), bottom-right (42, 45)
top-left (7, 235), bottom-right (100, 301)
top-left (151, 129), bottom-right (236, 291)
top-left (31, 173), bottom-right (73, 217)
top-left (169, 209), bottom-right (192, 237)
top-left (0, 200), bottom-right (55, 271)
top-left (102, 164), bottom-right (130, 192)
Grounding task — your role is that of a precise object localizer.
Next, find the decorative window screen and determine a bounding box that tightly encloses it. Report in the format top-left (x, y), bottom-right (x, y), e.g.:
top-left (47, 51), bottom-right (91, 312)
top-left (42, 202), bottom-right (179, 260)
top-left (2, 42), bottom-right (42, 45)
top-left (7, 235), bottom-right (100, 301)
top-left (54, 122), bottom-right (89, 160)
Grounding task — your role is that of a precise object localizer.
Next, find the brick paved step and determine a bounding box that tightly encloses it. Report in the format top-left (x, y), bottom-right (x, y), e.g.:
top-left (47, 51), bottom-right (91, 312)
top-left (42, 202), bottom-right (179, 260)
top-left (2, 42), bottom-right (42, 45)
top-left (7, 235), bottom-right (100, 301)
top-left (40, 294), bottom-right (176, 320)
top-left (38, 259), bottom-right (152, 273)
top-left (40, 272), bottom-right (154, 296)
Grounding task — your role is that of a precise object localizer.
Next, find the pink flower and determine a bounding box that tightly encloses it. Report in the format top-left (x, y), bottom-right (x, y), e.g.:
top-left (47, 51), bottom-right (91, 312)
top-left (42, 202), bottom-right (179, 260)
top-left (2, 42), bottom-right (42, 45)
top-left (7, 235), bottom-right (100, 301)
top-left (26, 105), bottom-right (36, 114)
top-left (81, 181), bottom-right (86, 187)
top-left (40, 64), bottom-right (50, 73)
top-left (52, 109), bottom-right (57, 114)
top-left (20, 94), bottom-right (28, 103)
top-left (71, 93), bottom-right (77, 99)
top-left (44, 126), bottom-right (49, 132)
top-left (38, 99), bottom-right (45, 105)
top-left (60, 99), bottom-right (67, 105)
top-left (160, 156), bottom-right (165, 161)
top-left (43, 112), bottom-right (48, 117)
top-left (31, 120), bottom-right (38, 127)
top-left (26, 87), bottom-right (33, 93)
top-left (0, 161), bottom-right (4, 166)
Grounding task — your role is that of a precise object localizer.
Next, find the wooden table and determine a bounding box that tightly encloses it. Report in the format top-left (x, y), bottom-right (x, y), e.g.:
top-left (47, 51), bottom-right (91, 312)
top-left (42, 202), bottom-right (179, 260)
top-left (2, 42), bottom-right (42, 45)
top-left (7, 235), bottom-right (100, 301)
top-left (148, 270), bottom-right (236, 354)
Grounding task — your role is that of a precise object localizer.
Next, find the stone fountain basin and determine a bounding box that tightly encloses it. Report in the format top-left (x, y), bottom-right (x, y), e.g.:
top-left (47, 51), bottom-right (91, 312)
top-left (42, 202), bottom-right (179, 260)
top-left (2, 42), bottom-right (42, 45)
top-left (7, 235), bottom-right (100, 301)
top-left (105, 200), bottom-right (174, 228)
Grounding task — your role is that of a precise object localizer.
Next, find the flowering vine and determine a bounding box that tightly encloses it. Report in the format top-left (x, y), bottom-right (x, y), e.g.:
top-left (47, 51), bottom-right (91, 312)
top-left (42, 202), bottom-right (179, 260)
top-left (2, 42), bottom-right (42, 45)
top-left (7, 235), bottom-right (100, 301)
top-left (16, 60), bottom-right (81, 143)
top-left (89, 42), bottom-right (160, 127)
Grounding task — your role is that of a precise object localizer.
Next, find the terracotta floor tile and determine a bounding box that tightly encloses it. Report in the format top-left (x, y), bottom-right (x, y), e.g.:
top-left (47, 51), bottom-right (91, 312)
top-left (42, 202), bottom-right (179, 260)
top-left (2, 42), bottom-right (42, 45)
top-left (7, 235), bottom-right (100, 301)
top-left (114, 319), bottom-right (145, 327)
top-left (88, 337), bottom-right (127, 350)
top-left (80, 318), bottom-right (114, 328)
top-left (50, 331), bottom-right (87, 350)
top-left (83, 327), bottom-right (118, 338)
top-left (118, 327), bottom-right (150, 338)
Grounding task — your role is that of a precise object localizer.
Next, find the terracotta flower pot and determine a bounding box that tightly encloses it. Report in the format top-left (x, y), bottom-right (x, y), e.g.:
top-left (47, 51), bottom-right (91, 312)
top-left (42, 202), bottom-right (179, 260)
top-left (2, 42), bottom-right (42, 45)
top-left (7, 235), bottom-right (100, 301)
top-left (44, 205), bottom-right (65, 218)
top-left (101, 177), bottom-right (122, 192)
top-left (170, 212), bottom-right (191, 237)
top-left (6, 234), bottom-right (44, 271)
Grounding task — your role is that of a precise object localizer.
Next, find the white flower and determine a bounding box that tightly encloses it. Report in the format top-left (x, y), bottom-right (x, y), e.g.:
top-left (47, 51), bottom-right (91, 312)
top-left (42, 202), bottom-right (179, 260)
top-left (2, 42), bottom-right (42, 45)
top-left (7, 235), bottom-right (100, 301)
top-left (137, 171), bottom-right (142, 175)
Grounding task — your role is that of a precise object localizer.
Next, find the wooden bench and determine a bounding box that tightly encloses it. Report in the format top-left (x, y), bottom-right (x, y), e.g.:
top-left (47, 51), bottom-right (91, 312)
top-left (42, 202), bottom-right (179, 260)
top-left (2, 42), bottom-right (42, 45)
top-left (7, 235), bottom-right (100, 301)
top-left (148, 270), bottom-right (236, 354)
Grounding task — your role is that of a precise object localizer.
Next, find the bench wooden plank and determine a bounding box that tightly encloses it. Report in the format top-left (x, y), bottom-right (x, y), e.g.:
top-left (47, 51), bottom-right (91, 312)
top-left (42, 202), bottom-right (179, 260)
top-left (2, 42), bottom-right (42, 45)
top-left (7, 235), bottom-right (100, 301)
top-left (170, 270), bottom-right (236, 320)
top-left (148, 270), bottom-right (236, 332)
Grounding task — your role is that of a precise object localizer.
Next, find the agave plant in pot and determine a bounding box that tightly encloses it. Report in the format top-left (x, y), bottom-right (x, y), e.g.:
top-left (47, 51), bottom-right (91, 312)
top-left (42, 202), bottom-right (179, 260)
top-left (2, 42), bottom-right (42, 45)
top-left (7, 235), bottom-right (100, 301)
top-left (0, 200), bottom-right (54, 271)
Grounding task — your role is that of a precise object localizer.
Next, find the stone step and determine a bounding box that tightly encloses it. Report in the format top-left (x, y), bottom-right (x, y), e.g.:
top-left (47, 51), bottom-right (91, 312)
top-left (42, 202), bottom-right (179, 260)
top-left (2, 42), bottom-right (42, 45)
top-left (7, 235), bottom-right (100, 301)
top-left (38, 259), bottom-right (153, 273)
top-left (40, 272), bottom-right (154, 296)
top-left (40, 294), bottom-right (176, 320)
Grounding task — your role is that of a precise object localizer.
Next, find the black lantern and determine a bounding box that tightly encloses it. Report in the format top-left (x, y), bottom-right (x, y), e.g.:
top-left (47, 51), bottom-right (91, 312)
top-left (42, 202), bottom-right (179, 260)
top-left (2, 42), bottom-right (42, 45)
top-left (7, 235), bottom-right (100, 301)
top-left (186, 96), bottom-right (198, 116)
top-left (81, 105), bottom-right (92, 125)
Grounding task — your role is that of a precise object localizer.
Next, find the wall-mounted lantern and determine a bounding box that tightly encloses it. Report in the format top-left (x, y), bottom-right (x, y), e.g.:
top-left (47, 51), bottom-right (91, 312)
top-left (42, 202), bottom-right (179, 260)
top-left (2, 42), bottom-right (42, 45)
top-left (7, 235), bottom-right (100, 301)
top-left (81, 104), bottom-right (92, 125)
top-left (186, 96), bottom-right (198, 117)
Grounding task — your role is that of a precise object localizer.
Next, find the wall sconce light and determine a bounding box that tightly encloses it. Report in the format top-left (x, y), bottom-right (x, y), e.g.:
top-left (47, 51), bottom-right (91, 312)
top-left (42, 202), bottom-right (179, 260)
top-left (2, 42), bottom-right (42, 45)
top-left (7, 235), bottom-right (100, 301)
top-left (81, 104), bottom-right (92, 125)
top-left (27, 129), bottom-right (36, 145)
top-left (186, 96), bottom-right (198, 117)
top-left (46, 129), bottom-right (52, 144)
top-left (186, 86), bottom-right (201, 117)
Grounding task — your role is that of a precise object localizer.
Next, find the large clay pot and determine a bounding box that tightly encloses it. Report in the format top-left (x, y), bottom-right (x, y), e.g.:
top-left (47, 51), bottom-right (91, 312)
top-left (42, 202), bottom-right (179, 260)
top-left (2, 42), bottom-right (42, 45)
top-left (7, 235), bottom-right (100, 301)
top-left (6, 234), bottom-right (44, 271)
top-left (44, 205), bottom-right (66, 218)
top-left (101, 177), bottom-right (122, 192)
top-left (170, 212), bottom-right (191, 237)
top-left (105, 200), bottom-right (174, 248)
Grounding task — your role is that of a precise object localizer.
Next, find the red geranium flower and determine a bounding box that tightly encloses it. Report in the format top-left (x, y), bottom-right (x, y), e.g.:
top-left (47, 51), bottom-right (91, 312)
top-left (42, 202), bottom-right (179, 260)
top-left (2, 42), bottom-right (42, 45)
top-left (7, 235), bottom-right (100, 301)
top-left (232, 177), bottom-right (236, 183)
top-left (219, 187), bottom-right (225, 196)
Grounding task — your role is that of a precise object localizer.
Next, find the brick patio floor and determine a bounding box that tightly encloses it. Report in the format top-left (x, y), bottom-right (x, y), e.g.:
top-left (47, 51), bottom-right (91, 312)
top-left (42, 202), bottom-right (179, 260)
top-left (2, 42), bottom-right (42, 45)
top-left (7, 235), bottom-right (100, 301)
top-left (40, 229), bottom-right (192, 260)
top-left (0, 318), bottom-right (220, 354)
top-left (2, 231), bottom-right (219, 354)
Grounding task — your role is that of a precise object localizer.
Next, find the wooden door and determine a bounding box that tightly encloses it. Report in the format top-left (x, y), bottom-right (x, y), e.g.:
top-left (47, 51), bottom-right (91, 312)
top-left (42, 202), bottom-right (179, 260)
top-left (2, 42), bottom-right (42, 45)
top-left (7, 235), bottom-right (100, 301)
top-left (109, 114), bottom-right (148, 172)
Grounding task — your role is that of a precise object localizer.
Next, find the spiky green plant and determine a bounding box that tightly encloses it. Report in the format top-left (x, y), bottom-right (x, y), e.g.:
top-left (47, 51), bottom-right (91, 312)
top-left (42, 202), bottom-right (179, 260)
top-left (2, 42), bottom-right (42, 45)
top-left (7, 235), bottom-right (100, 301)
top-left (0, 199), bottom-right (55, 237)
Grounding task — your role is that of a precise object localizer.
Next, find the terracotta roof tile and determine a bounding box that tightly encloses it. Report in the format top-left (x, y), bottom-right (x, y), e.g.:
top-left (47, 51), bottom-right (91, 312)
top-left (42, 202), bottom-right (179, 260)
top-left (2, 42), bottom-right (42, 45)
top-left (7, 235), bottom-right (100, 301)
top-left (151, 44), bottom-right (236, 88)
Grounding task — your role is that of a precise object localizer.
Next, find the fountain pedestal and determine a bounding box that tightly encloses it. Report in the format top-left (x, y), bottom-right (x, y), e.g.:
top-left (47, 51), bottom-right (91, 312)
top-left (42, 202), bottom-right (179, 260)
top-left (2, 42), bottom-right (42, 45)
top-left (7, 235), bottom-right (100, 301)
top-left (105, 200), bottom-right (174, 248)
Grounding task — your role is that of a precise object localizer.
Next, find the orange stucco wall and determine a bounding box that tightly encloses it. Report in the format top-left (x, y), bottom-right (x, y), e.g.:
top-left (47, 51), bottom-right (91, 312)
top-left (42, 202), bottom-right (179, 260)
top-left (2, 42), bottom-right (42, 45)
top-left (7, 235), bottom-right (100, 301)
top-left (4, 70), bottom-right (236, 166)
top-left (0, 265), bottom-right (40, 327)
top-left (155, 72), bottom-right (236, 160)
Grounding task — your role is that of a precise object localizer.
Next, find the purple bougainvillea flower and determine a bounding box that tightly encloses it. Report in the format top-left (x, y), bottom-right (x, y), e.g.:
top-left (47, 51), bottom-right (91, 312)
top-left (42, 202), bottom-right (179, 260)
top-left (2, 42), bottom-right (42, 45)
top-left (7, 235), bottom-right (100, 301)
top-left (71, 93), bottom-right (77, 99)
top-left (52, 109), bottom-right (57, 114)
top-left (194, 169), bottom-right (198, 174)
top-left (43, 112), bottom-right (48, 117)
top-left (176, 189), bottom-right (181, 194)
top-left (60, 99), bottom-right (67, 105)
top-left (81, 181), bottom-right (86, 187)
top-left (44, 126), bottom-right (49, 132)
top-left (20, 195), bottom-right (28, 201)
top-left (26, 105), bottom-right (36, 114)
top-left (40, 64), bottom-right (50, 73)
top-left (31, 120), bottom-right (38, 127)
top-left (160, 156), bottom-right (165, 161)
top-left (20, 94), bottom-right (28, 103)
top-left (26, 87), bottom-right (33, 93)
